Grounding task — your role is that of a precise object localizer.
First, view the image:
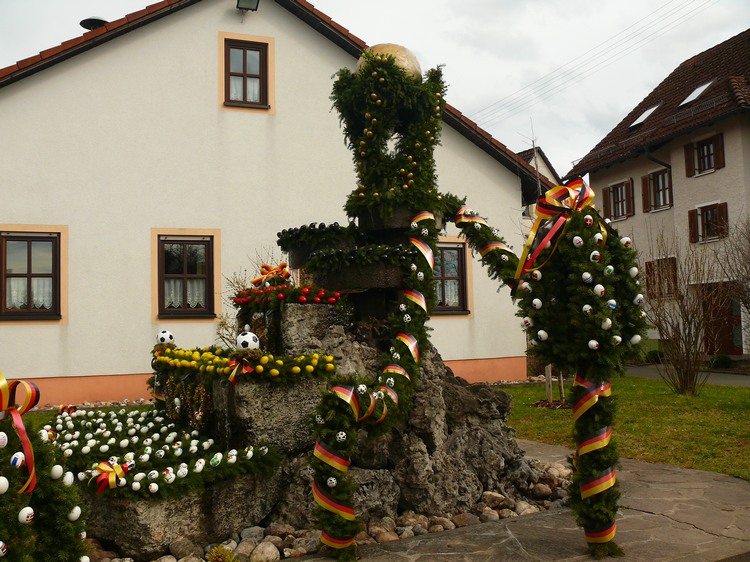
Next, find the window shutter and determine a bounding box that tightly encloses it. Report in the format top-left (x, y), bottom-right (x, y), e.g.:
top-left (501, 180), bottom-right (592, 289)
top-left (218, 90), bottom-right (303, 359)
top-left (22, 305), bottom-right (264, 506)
top-left (601, 187), bottom-right (611, 219)
top-left (667, 256), bottom-right (678, 297)
top-left (713, 133), bottom-right (725, 169)
top-left (718, 202), bottom-right (729, 238)
top-left (626, 180), bottom-right (635, 217)
top-left (645, 260), bottom-right (655, 298)
top-left (641, 175), bottom-right (651, 212)
top-left (666, 169), bottom-right (673, 206)
top-left (688, 209), bottom-right (698, 243)
top-left (684, 143), bottom-right (696, 177)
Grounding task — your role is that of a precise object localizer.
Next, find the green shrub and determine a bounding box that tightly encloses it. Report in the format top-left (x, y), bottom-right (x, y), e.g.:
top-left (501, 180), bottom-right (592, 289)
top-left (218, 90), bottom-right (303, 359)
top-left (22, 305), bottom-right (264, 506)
top-left (645, 349), bottom-right (663, 363)
top-left (206, 545), bottom-right (239, 562)
top-left (709, 354), bottom-right (733, 369)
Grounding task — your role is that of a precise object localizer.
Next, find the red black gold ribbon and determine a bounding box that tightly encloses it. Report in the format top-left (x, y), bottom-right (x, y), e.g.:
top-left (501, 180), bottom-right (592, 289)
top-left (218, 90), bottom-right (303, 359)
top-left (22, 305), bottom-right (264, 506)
top-left (403, 289), bottom-right (427, 313)
top-left (572, 375), bottom-right (612, 421)
top-left (312, 480), bottom-right (356, 520)
top-left (313, 439), bottom-right (350, 473)
top-left (320, 529), bottom-right (356, 549)
top-left (395, 333), bottom-right (419, 363)
top-left (251, 262), bottom-right (291, 287)
top-left (58, 404), bottom-right (77, 414)
top-left (580, 466), bottom-right (617, 499)
top-left (0, 373), bottom-right (40, 493)
top-left (411, 211), bottom-right (435, 224)
top-left (584, 521), bottom-right (617, 544)
top-left (357, 394), bottom-right (376, 422)
top-left (331, 385), bottom-right (360, 420)
top-left (228, 356), bottom-right (255, 385)
top-left (409, 238), bottom-right (434, 271)
top-left (93, 461), bottom-right (130, 494)
top-left (383, 364), bottom-right (410, 381)
top-left (380, 385), bottom-right (399, 406)
top-left (577, 426), bottom-right (612, 456)
top-left (479, 242), bottom-right (513, 257)
top-left (515, 178), bottom-right (595, 280)
top-left (455, 205), bottom-right (488, 226)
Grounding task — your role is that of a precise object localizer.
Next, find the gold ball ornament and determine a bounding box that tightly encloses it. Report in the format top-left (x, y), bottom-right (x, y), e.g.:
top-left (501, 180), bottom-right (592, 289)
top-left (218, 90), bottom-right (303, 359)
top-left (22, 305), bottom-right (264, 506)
top-left (357, 43), bottom-right (422, 80)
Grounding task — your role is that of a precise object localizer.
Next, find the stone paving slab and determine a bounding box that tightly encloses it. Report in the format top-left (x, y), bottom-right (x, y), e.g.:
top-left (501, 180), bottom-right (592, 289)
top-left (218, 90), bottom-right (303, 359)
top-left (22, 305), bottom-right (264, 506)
top-left (301, 440), bottom-right (750, 561)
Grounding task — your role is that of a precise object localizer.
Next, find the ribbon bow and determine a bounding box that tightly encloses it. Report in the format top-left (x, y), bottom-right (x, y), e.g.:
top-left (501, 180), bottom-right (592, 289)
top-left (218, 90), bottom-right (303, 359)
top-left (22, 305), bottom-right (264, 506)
top-left (92, 460), bottom-right (131, 494)
top-left (228, 356), bottom-right (255, 385)
top-left (251, 262), bottom-right (291, 287)
top-left (515, 178), bottom-right (595, 280)
top-left (0, 373), bottom-right (40, 493)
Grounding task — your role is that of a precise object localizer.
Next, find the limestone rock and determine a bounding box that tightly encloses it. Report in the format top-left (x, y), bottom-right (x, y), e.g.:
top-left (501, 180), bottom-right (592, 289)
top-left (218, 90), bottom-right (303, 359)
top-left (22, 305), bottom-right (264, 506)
top-left (169, 537), bottom-right (201, 559)
top-left (249, 541), bottom-right (280, 562)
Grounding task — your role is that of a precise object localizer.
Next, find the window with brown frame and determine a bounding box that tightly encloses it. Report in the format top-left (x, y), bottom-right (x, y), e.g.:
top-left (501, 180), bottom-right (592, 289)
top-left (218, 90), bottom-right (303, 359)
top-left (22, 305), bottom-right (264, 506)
top-left (224, 39), bottom-right (269, 108)
top-left (1, 232), bottom-right (60, 319)
top-left (688, 202), bottom-right (728, 243)
top-left (642, 169), bottom-right (673, 212)
top-left (645, 257), bottom-right (677, 299)
top-left (158, 236), bottom-right (214, 318)
top-left (433, 243), bottom-right (469, 314)
top-left (684, 133), bottom-right (724, 176)
top-left (601, 180), bottom-right (634, 220)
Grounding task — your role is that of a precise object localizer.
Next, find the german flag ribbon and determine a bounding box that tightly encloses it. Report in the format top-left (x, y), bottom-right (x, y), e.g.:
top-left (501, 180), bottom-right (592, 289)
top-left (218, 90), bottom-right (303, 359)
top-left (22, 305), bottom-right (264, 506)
top-left (383, 364), bottom-right (410, 381)
top-left (357, 393), bottom-right (376, 422)
top-left (250, 262), bottom-right (291, 287)
top-left (411, 211), bottom-right (435, 224)
top-left (370, 397), bottom-right (388, 425)
top-left (92, 461), bottom-right (130, 494)
top-left (313, 439), bottom-right (350, 473)
top-left (514, 178), bottom-right (595, 280)
top-left (0, 373), bottom-right (40, 493)
top-left (577, 426), bottom-right (613, 456)
top-left (331, 385), bottom-right (360, 420)
top-left (380, 385), bottom-right (399, 406)
top-left (479, 241), bottom-right (514, 257)
top-left (580, 466), bottom-right (617, 499)
top-left (403, 289), bottom-right (427, 313)
top-left (58, 404), bottom-right (77, 414)
top-left (312, 480), bottom-right (356, 521)
top-left (320, 529), bottom-right (356, 549)
top-left (455, 205), bottom-right (488, 226)
top-left (395, 333), bottom-right (420, 363)
top-left (584, 521), bottom-right (617, 544)
top-left (572, 376), bottom-right (612, 421)
top-left (409, 238), bottom-right (434, 271)
top-left (228, 356), bottom-right (255, 385)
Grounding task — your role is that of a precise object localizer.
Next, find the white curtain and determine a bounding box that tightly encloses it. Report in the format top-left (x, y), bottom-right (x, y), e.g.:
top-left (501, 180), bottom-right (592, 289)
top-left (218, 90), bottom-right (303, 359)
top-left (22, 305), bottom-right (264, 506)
top-left (31, 278), bottom-right (52, 309)
top-left (5, 279), bottom-right (26, 309)
top-left (187, 279), bottom-right (205, 308)
top-left (164, 280), bottom-right (182, 309)
top-left (444, 280), bottom-right (459, 307)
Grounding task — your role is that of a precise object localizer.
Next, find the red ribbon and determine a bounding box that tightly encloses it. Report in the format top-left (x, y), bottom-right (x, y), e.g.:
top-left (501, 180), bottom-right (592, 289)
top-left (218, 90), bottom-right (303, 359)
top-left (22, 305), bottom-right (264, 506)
top-left (0, 373), bottom-right (40, 493)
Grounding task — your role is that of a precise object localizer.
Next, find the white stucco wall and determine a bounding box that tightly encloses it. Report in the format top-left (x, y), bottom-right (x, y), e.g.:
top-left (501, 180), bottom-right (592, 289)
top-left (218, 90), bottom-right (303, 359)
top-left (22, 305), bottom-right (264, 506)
top-left (0, 0), bottom-right (526, 381)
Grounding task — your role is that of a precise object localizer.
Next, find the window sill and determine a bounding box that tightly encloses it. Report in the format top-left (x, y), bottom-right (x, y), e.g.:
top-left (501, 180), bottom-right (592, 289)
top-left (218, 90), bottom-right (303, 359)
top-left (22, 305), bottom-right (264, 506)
top-left (158, 312), bottom-right (217, 319)
top-left (0, 314), bottom-right (62, 321)
top-left (693, 168), bottom-right (716, 178)
top-left (432, 309), bottom-right (471, 316)
top-left (609, 215), bottom-right (629, 223)
top-left (223, 101), bottom-right (271, 110)
top-left (648, 205), bottom-right (673, 214)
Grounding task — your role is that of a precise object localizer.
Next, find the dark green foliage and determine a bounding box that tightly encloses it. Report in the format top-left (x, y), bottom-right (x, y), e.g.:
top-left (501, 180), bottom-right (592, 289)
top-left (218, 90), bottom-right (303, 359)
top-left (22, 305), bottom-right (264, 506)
top-left (513, 204), bottom-right (647, 556)
top-left (0, 416), bottom-right (89, 561)
top-left (709, 354), bottom-right (732, 369)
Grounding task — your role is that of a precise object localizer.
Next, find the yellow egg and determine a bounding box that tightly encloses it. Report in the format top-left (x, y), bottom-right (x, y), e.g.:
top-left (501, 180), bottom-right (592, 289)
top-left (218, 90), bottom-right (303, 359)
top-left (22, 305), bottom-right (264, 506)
top-left (291, 366), bottom-right (301, 375)
top-left (260, 356), bottom-right (269, 365)
top-left (256, 365), bottom-right (264, 374)
top-left (305, 365), bottom-right (314, 373)
top-left (269, 369), bottom-right (279, 377)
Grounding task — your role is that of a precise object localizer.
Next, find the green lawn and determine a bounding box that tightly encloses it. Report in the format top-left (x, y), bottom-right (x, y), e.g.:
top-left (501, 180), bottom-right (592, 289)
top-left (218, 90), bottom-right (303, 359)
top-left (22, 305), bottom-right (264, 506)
top-left (499, 376), bottom-right (750, 481)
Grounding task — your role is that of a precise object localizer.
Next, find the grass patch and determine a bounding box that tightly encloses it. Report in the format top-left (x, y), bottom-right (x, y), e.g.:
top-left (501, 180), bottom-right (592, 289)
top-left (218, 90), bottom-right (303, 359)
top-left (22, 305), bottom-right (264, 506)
top-left (500, 376), bottom-right (750, 481)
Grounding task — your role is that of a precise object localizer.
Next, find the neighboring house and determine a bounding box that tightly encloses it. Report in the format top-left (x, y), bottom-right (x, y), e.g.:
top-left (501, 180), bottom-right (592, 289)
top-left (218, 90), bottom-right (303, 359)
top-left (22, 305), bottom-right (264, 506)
top-left (0, 0), bottom-right (551, 404)
top-left (566, 28), bottom-right (750, 355)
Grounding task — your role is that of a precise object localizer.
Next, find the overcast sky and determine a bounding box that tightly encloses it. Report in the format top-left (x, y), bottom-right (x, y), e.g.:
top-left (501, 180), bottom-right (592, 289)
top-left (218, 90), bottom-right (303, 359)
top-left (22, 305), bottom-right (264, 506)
top-left (1, 0), bottom-right (748, 177)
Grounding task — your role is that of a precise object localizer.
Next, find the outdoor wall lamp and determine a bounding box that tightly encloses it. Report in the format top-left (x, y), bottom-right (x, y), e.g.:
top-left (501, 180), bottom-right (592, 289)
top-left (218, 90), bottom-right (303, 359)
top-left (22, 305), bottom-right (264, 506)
top-left (237, 0), bottom-right (260, 11)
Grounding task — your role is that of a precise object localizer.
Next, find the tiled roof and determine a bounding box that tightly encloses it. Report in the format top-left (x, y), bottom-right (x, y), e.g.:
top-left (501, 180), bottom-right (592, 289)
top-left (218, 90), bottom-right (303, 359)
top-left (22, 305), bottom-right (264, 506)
top-left (566, 28), bottom-right (750, 179)
top-left (517, 146), bottom-right (562, 185)
top-left (0, 0), bottom-right (551, 194)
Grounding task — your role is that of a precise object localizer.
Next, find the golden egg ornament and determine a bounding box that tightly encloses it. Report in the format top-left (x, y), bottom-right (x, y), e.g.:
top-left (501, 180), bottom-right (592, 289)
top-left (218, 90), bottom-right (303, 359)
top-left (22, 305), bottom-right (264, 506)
top-left (357, 43), bottom-right (422, 80)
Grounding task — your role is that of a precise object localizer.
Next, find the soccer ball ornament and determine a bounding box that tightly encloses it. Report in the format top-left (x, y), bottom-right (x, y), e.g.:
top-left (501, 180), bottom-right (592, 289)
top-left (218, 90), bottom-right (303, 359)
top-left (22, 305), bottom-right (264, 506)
top-left (156, 330), bottom-right (174, 344)
top-left (335, 431), bottom-right (347, 443)
top-left (327, 477), bottom-right (338, 488)
top-left (236, 331), bottom-right (260, 350)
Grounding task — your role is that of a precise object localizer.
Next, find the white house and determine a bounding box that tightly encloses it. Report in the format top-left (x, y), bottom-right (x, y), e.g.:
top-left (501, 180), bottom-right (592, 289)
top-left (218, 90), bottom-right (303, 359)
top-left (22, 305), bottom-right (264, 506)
top-left (566, 28), bottom-right (750, 355)
top-left (0, 0), bottom-right (552, 404)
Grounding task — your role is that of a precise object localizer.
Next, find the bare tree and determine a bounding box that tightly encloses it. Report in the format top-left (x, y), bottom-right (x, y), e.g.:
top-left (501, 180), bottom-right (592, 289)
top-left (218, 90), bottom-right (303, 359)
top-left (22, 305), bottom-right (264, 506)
top-left (642, 230), bottom-right (733, 395)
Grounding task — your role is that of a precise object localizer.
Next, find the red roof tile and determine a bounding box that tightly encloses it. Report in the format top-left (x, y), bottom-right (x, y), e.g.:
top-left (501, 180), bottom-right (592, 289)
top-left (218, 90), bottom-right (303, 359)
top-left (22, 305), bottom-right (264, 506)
top-left (567, 28), bottom-right (750, 178)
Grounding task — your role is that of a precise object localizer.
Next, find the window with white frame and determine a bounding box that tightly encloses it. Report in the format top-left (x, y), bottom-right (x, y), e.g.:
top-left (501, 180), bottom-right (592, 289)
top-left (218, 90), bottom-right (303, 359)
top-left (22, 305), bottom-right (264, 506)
top-left (684, 134), bottom-right (724, 176)
top-left (642, 168), bottom-right (673, 212)
top-left (688, 202), bottom-right (728, 243)
top-left (601, 180), bottom-right (634, 220)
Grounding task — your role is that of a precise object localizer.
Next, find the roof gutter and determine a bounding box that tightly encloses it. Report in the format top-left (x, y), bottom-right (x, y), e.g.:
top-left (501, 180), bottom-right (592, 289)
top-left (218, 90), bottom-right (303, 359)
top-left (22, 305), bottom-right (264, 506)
top-left (644, 147), bottom-right (671, 169)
